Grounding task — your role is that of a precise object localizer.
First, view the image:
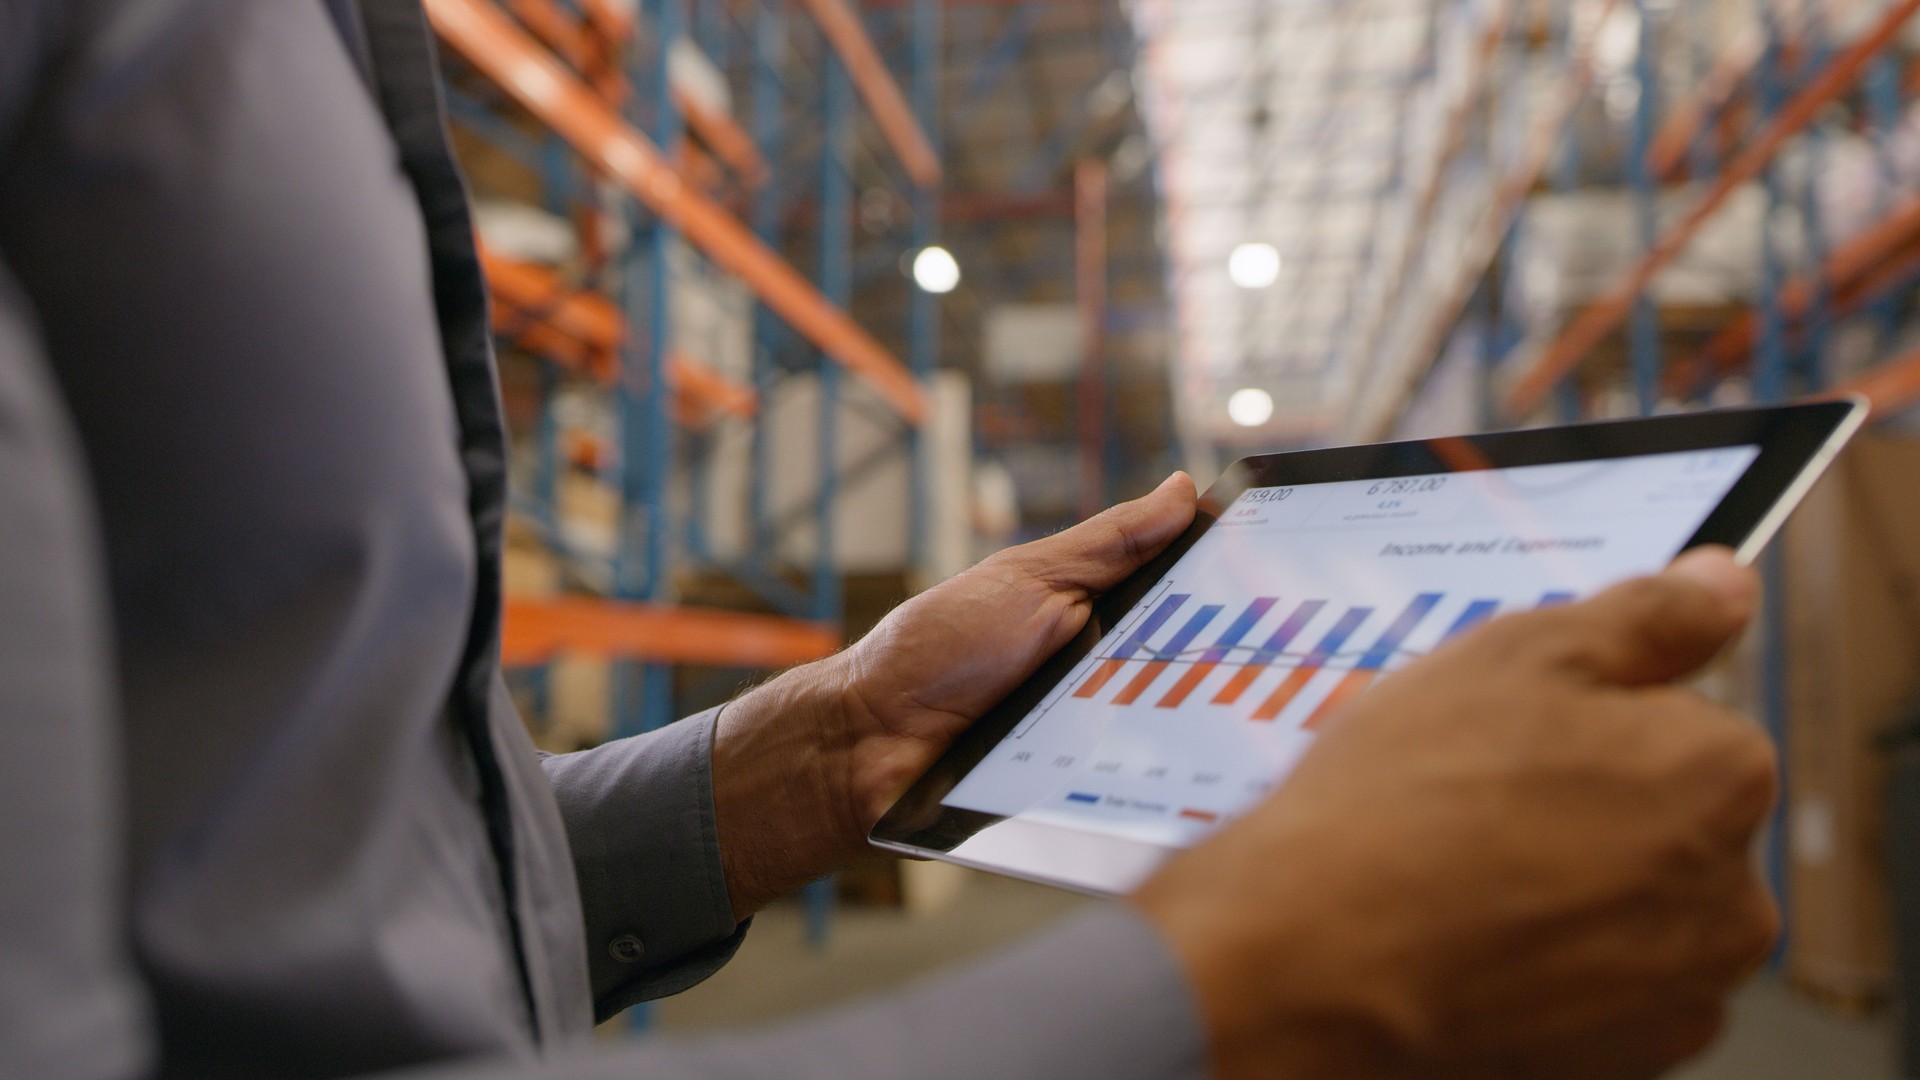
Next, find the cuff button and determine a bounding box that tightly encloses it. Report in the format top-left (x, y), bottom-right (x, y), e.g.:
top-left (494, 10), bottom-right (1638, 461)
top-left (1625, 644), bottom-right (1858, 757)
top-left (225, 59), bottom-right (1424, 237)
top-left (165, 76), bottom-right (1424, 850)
top-left (608, 934), bottom-right (646, 964)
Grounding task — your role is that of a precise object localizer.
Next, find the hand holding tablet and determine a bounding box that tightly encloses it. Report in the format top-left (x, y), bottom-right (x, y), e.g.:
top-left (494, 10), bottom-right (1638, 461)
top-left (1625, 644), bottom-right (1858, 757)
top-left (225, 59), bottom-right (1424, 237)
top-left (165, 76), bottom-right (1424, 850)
top-left (714, 402), bottom-right (1850, 1078)
top-left (872, 400), bottom-right (1865, 893)
top-left (1130, 547), bottom-right (1777, 1079)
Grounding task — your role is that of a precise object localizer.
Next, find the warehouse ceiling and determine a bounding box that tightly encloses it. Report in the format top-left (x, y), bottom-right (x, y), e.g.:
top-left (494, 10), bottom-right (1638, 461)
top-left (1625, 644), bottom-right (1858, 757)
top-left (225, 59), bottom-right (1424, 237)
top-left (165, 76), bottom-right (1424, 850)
top-left (1130, 0), bottom-right (1435, 443)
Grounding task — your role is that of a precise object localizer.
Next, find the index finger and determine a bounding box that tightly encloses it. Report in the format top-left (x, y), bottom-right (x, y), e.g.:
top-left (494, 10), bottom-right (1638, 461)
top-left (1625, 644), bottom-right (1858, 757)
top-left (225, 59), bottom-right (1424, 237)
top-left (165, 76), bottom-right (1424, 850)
top-left (1481, 547), bottom-right (1760, 688)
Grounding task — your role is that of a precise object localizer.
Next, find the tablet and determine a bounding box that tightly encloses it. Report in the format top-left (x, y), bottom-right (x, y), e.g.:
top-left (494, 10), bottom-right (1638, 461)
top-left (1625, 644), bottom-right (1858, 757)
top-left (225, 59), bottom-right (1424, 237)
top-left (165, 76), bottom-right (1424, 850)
top-left (870, 399), bottom-right (1868, 895)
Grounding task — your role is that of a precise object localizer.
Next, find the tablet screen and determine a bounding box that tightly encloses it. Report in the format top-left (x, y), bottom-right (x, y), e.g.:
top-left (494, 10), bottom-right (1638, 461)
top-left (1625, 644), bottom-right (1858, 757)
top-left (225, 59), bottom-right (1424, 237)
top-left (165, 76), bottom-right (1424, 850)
top-left (940, 445), bottom-right (1761, 848)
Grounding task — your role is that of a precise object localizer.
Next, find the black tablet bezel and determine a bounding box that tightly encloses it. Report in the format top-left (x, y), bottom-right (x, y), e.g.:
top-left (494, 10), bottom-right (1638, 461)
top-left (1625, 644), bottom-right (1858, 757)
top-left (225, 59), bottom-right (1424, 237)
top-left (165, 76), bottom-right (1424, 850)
top-left (869, 399), bottom-right (1867, 892)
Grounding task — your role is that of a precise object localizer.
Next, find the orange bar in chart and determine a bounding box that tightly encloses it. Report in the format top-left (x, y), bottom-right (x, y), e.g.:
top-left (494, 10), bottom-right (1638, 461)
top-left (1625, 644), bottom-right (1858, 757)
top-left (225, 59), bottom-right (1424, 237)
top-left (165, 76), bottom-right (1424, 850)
top-left (1300, 594), bottom-right (1444, 729)
top-left (1111, 661), bottom-right (1173, 705)
top-left (1302, 670), bottom-right (1377, 730)
top-left (1250, 607), bottom-right (1373, 722)
top-left (1156, 597), bottom-right (1277, 708)
top-left (1073, 658), bottom-right (1128, 700)
top-left (1209, 599), bottom-right (1326, 706)
top-left (1072, 593), bottom-right (1189, 700)
top-left (1111, 603), bottom-right (1223, 705)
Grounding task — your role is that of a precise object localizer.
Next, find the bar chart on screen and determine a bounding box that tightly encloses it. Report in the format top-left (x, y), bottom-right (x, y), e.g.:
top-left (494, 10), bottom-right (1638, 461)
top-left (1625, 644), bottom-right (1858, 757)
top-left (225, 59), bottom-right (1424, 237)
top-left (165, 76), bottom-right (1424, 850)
top-left (1060, 586), bottom-right (1574, 729)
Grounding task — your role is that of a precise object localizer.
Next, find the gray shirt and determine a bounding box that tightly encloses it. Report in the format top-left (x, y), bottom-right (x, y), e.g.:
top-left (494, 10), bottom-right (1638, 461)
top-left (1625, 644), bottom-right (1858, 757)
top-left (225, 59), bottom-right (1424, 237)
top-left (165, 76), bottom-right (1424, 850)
top-left (0, 1), bottom-right (1206, 1077)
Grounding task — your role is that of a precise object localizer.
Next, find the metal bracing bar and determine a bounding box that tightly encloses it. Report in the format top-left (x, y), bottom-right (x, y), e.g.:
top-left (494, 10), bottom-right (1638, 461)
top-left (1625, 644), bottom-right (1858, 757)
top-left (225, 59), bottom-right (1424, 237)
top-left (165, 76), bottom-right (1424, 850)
top-left (795, 0), bottom-right (942, 187)
top-left (425, 0), bottom-right (929, 423)
top-left (765, 432), bottom-right (909, 545)
top-left (1503, 0), bottom-right (1920, 419)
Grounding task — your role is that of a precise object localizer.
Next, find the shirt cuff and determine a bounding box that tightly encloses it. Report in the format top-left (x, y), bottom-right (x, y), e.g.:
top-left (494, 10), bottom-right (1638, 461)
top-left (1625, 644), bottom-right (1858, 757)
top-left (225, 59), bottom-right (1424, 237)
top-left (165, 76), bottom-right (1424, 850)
top-left (540, 707), bottom-right (748, 1018)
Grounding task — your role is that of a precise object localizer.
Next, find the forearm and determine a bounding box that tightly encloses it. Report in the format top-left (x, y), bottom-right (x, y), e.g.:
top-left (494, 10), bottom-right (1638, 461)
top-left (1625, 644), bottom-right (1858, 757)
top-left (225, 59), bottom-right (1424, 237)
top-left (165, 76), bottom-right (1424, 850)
top-left (390, 905), bottom-right (1208, 1080)
top-left (709, 655), bottom-right (873, 920)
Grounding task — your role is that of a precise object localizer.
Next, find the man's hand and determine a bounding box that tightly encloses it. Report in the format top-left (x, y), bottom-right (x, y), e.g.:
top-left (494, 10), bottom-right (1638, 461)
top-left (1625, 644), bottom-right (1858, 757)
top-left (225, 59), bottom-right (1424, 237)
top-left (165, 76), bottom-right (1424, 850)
top-left (710, 473), bottom-right (1198, 919)
top-left (1130, 548), bottom-right (1778, 1079)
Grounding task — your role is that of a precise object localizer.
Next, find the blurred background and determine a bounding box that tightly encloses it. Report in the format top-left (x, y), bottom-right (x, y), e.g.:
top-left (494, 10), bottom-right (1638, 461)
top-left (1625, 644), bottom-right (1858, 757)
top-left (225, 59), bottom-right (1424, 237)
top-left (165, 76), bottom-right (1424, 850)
top-left (429, 0), bottom-right (1920, 1073)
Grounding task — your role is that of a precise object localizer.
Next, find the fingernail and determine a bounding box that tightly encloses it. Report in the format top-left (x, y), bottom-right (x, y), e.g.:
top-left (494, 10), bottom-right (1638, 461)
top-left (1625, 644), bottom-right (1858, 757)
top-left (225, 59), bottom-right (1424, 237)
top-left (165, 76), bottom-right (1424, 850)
top-left (1668, 546), bottom-right (1759, 614)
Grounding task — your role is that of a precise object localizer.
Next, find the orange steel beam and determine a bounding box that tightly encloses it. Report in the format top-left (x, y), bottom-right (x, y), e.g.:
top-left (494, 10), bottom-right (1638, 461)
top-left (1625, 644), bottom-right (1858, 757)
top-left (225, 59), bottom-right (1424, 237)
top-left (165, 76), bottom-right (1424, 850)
top-left (664, 353), bottom-right (758, 422)
top-left (1823, 348), bottom-right (1920, 419)
top-left (1504, 0), bottom-right (1920, 419)
top-left (504, 0), bottom-right (768, 187)
top-left (1663, 198), bottom-right (1920, 396)
top-left (675, 94), bottom-right (770, 188)
top-left (502, 598), bottom-right (841, 668)
top-left (479, 246), bottom-right (757, 423)
top-left (795, 0), bottom-right (943, 188)
top-left (428, 0), bottom-right (927, 423)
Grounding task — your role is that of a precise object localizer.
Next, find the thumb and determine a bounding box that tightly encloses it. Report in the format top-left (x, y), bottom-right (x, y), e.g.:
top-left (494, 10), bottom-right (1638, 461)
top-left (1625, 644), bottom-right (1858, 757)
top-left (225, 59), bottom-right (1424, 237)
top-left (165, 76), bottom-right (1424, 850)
top-left (1513, 546), bottom-right (1759, 687)
top-left (999, 472), bottom-right (1198, 593)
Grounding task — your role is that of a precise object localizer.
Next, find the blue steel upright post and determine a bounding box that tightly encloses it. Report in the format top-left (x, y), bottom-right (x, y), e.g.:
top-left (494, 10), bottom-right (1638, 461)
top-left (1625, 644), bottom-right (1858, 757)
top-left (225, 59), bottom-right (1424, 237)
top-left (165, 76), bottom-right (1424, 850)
top-left (803, 30), bottom-right (854, 949)
top-left (1627, 0), bottom-right (1662, 415)
top-left (749, 6), bottom-right (785, 566)
top-left (1751, 12), bottom-right (1792, 962)
top-left (1796, 19), bottom-right (1834, 393)
top-left (618, 0), bottom-right (683, 738)
top-left (907, 0), bottom-right (940, 573)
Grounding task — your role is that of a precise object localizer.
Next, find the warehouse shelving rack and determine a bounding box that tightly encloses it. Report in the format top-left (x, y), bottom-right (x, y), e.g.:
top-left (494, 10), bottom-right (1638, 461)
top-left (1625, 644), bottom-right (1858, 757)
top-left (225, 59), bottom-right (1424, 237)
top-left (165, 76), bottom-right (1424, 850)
top-left (423, 0), bottom-right (946, 956)
top-left (1330, 0), bottom-right (1920, 964)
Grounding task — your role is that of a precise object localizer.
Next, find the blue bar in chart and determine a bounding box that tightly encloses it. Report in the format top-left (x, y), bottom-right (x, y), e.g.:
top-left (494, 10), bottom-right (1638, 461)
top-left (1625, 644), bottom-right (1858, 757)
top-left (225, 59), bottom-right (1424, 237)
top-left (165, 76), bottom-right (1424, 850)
top-left (1307, 593), bottom-right (1445, 727)
top-left (1252, 606), bottom-right (1374, 721)
top-left (1442, 599), bottom-right (1502, 641)
top-left (1211, 599), bottom-right (1328, 705)
top-left (1075, 593), bottom-right (1189, 698)
top-left (1157, 597), bottom-right (1279, 708)
top-left (1113, 604), bottom-right (1225, 704)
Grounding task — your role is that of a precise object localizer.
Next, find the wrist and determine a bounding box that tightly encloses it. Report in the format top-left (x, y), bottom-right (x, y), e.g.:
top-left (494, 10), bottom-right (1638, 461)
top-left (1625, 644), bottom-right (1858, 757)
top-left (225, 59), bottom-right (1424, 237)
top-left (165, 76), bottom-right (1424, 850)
top-left (711, 654), bottom-right (868, 920)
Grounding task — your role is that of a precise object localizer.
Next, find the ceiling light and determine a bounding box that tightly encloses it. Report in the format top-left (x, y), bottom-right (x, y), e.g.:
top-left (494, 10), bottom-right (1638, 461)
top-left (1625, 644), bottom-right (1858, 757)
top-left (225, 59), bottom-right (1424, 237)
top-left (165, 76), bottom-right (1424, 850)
top-left (1227, 387), bottom-right (1275, 428)
top-left (912, 246), bottom-right (961, 294)
top-left (1228, 242), bottom-right (1282, 289)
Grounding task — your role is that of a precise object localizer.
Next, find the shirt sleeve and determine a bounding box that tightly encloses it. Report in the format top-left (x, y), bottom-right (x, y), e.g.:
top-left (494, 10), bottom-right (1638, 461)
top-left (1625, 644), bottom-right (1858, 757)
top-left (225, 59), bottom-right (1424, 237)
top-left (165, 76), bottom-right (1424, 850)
top-left (0, 134), bottom-right (157, 1080)
top-left (540, 707), bottom-right (750, 1018)
top-left (388, 903), bottom-right (1211, 1080)
top-left (0, 7), bottom-right (157, 1078)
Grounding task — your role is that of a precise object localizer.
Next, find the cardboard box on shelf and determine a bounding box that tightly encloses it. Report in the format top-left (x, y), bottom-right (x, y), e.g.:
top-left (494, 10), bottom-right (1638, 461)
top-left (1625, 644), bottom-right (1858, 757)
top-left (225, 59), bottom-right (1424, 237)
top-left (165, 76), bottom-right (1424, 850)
top-left (1781, 434), bottom-right (1920, 1006)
